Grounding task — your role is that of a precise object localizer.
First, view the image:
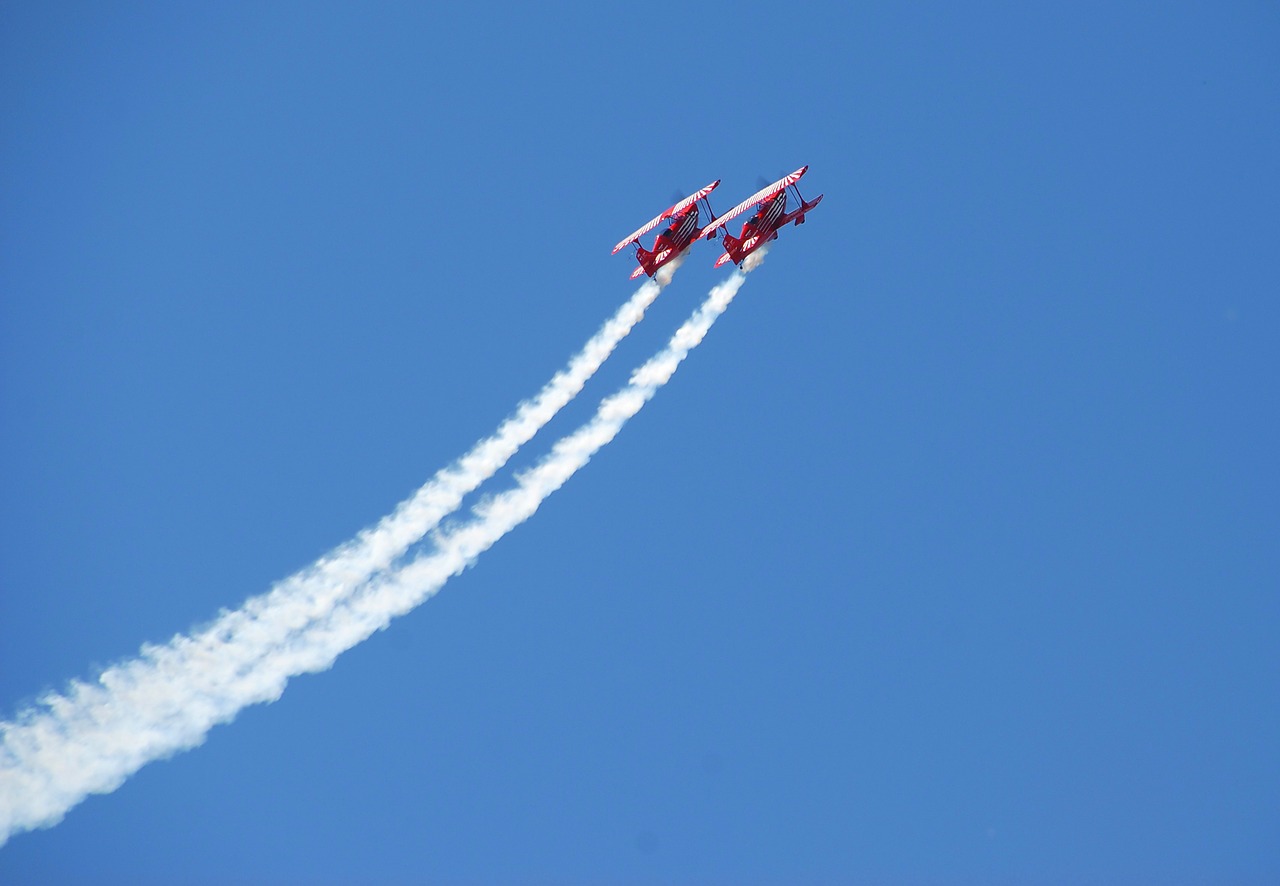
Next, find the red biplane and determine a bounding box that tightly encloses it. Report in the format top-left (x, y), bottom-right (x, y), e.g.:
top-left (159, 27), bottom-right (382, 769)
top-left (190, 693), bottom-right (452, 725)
top-left (706, 166), bottom-right (823, 268)
top-left (612, 181), bottom-right (721, 280)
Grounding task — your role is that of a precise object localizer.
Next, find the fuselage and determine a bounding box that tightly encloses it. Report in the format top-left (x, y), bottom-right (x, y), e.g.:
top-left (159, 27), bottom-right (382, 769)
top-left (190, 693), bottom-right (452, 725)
top-left (657, 205), bottom-right (701, 251)
top-left (740, 191), bottom-right (787, 239)
top-left (640, 205), bottom-right (702, 274)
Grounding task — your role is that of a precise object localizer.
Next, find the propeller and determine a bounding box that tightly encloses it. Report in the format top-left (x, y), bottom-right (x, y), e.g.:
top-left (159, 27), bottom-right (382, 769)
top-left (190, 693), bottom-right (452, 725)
top-left (757, 170), bottom-right (788, 190)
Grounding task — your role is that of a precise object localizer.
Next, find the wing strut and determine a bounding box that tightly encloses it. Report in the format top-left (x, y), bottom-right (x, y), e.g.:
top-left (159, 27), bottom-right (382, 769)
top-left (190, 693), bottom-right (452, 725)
top-left (701, 166), bottom-right (809, 238)
top-left (612, 180), bottom-right (721, 254)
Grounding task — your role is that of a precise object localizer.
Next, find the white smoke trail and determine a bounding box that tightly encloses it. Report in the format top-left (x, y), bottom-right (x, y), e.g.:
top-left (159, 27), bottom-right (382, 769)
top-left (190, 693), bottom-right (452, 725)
top-left (0, 279), bottom-right (661, 841)
top-left (223, 277), bottom-right (666, 646)
top-left (0, 269), bottom-right (749, 844)
top-left (251, 268), bottom-right (750, 674)
top-left (655, 253), bottom-right (685, 286)
top-left (742, 247), bottom-right (768, 273)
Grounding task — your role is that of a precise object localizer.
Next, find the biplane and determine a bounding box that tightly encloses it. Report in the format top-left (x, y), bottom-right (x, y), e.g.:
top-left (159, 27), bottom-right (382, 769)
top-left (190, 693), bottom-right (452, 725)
top-left (612, 181), bottom-right (721, 280)
top-left (705, 166), bottom-right (823, 268)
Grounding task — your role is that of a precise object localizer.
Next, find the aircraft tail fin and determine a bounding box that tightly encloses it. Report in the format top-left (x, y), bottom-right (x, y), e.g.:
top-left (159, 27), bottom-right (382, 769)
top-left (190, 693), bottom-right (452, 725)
top-left (633, 245), bottom-right (657, 278)
top-left (715, 232), bottom-right (742, 268)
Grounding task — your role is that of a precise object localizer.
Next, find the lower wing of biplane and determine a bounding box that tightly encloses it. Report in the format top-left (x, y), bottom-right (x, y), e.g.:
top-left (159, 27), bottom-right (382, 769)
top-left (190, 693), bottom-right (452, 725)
top-left (704, 166), bottom-right (823, 268)
top-left (612, 180), bottom-right (721, 279)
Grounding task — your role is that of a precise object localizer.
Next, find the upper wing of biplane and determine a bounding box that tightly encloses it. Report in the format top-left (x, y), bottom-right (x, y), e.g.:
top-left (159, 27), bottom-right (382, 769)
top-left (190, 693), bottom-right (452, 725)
top-left (612, 180), bottom-right (721, 254)
top-left (700, 166), bottom-right (809, 236)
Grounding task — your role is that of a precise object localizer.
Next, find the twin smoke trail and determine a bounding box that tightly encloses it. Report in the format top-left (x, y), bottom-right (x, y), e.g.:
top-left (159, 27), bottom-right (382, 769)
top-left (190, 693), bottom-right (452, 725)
top-left (0, 265), bottom-right (753, 844)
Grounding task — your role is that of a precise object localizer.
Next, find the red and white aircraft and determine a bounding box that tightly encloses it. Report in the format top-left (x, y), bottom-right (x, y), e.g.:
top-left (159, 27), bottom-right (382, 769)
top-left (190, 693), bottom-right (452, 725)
top-left (612, 180), bottom-right (721, 280)
top-left (705, 166), bottom-right (823, 268)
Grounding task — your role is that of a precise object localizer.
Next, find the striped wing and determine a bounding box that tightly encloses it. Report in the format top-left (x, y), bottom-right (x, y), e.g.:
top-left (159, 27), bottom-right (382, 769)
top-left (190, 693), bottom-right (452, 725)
top-left (612, 180), bottom-right (721, 254)
top-left (701, 166), bottom-right (808, 235)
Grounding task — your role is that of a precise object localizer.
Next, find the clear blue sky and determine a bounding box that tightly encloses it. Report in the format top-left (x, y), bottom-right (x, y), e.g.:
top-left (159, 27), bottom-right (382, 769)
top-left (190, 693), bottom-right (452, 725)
top-left (2, 3), bottom-right (1277, 883)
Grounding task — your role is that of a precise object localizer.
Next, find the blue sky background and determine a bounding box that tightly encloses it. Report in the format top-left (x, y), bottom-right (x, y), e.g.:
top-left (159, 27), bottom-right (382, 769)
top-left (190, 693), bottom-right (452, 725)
top-left (2, 3), bottom-right (1277, 883)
